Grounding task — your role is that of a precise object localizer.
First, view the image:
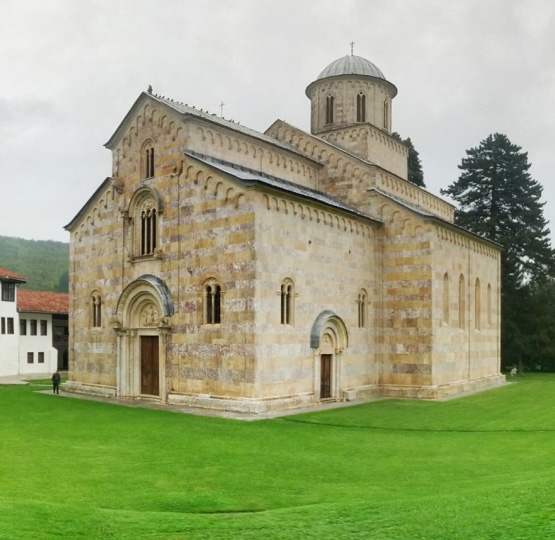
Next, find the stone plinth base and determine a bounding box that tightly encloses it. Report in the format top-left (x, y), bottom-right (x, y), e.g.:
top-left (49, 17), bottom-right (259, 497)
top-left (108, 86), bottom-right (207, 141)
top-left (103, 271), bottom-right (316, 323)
top-left (342, 384), bottom-right (381, 401)
top-left (167, 391), bottom-right (314, 414)
top-left (379, 374), bottom-right (507, 400)
top-left (62, 381), bottom-right (117, 398)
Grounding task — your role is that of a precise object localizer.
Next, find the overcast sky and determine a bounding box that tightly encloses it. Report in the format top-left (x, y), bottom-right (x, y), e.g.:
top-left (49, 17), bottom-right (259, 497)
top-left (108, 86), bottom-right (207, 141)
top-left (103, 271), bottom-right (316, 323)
top-left (1, 0), bottom-right (554, 243)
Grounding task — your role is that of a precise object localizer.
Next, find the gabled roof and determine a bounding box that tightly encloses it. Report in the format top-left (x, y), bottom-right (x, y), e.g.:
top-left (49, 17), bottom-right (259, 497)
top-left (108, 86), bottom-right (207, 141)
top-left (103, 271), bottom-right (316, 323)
top-left (186, 151), bottom-right (381, 225)
top-left (104, 91), bottom-right (316, 163)
top-left (0, 266), bottom-right (26, 283)
top-left (17, 290), bottom-right (69, 314)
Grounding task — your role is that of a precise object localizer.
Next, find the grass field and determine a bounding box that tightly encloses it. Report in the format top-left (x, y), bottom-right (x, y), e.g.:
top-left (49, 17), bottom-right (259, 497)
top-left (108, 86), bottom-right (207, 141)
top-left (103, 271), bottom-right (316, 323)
top-left (2, 375), bottom-right (555, 539)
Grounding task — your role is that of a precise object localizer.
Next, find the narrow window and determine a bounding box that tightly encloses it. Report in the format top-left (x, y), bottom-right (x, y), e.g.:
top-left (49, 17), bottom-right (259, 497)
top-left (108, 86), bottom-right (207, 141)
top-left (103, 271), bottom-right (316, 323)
top-left (458, 274), bottom-right (465, 329)
top-left (475, 278), bottom-right (481, 330)
top-left (7, 318), bottom-right (14, 334)
top-left (140, 206), bottom-right (157, 255)
top-left (27, 352), bottom-right (34, 364)
top-left (280, 279), bottom-right (295, 325)
top-left (20, 319), bottom-right (27, 336)
top-left (38, 352), bottom-right (45, 364)
top-left (1, 282), bottom-right (15, 301)
top-left (144, 147), bottom-right (155, 178)
top-left (356, 93), bottom-right (366, 122)
top-left (92, 294), bottom-right (102, 328)
top-left (326, 95), bottom-right (334, 125)
top-left (1, 317), bottom-right (5, 334)
top-left (383, 100), bottom-right (389, 130)
top-left (487, 283), bottom-right (492, 327)
top-left (204, 281), bottom-right (222, 325)
top-left (358, 290), bottom-right (367, 328)
top-left (442, 273), bottom-right (449, 325)
top-left (30, 319), bottom-right (37, 336)
top-left (40, 320), bottom-right (47, 336)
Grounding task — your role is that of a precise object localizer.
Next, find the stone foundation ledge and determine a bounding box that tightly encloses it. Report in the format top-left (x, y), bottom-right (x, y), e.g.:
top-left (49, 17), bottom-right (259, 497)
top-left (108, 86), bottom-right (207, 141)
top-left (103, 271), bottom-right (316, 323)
top-left (379, 374), bottom-right (507, 400)
top-left (62, 381), bottom-right (117, 398)
top-left (342, 384), bottom-right (381, 401)
top-left (167, 391), bottom-right (314, 414)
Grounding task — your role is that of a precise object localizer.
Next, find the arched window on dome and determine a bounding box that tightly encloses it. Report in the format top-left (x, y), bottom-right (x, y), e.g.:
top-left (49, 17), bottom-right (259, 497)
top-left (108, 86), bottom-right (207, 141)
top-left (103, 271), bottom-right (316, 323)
top-left (383, 100), bottom-right (389, 130)
top-left (326, 95), bottom-right (334, 125)
top-left (356, 93), bottom-right (366, 123)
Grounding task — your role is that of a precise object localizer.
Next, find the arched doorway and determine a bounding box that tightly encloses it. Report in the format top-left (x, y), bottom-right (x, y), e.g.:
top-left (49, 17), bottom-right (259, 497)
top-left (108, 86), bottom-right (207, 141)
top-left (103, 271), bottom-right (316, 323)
top-left (113, 275), bottom-right (173, 401)
top-left (310, 311), bottom-right (348, 401)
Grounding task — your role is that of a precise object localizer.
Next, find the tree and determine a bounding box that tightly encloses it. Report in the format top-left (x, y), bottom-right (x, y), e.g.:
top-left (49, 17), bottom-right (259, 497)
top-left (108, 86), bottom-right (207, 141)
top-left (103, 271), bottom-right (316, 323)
top-left (392, 132), bottom-right (425, 187)
top-left (441, 133), bottom-right (555, 370)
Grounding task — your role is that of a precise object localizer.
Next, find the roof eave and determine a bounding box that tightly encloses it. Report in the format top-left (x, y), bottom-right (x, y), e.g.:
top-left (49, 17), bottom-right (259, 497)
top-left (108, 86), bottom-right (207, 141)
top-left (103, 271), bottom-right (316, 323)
top-left (64, 177), bottom-right (112, 232)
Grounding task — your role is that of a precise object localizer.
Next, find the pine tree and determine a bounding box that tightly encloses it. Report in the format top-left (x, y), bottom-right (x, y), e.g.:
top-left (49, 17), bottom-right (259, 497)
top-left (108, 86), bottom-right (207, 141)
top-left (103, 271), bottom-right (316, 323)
top-left (392, 132), bottom-right (425, 187)
top-left (441, 133), bottom-right (555, 370)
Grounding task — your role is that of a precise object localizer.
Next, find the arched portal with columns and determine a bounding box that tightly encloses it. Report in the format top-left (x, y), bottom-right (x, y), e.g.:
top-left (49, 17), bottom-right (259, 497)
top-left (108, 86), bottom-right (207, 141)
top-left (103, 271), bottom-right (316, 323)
top-left (113, 274), bottom-right (173, 401)
top-left (310, 310), bottom-right (348, 400)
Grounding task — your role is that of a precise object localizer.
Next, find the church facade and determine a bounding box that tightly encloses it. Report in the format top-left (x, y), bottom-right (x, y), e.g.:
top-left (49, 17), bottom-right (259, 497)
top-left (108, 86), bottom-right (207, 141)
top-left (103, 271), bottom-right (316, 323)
top-left (64, 55), bottom-right (504, 413)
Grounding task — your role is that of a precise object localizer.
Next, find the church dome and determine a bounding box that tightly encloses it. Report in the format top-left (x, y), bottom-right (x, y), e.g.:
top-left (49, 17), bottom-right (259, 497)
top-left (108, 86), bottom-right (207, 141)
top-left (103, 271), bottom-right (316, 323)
top-left (316, 55), bottom-right (386, 81)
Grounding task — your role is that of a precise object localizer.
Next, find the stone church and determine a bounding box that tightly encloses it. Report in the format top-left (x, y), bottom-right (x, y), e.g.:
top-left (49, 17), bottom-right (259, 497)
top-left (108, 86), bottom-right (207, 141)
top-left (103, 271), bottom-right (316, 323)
top-left (64, 54), bottom-right (504, 413)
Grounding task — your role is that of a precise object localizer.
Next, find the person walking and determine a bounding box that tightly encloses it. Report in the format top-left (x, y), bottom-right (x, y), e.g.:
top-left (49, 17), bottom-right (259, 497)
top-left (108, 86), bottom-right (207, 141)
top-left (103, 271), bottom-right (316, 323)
top-left (52, 371), bottom-right (61, 394)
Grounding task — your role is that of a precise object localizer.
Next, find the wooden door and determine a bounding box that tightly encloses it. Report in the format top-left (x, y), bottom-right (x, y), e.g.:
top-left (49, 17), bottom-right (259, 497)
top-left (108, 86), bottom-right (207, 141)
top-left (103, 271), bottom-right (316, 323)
top-left (140, 336), bottom-right (159, 396)
top-left (320, 354), bottom-right (332, 399)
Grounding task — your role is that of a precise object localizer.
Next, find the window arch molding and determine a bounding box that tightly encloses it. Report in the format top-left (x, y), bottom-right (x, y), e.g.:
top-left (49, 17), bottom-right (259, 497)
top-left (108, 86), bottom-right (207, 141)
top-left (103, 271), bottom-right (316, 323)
top-left (203, 277), bottom-right (223, 325)
top-left (357, 288), bottom-right (368, 328)
top-left (90, 291), bottom-right (102, 328)
top-left (475, 278), bottom-right (481, 330)
top-left (128, 186), bottom-right (163, 257)
top-left (458, 274), bottom-right (466, 330)
top-left (280, 277), bottom-right (295, 325)
top-left (356, 92), bottom-right (366, 123)
top-left (325, 94), bottom-right (335, 125)
top-left (141, 139), bottom-right (155, 179)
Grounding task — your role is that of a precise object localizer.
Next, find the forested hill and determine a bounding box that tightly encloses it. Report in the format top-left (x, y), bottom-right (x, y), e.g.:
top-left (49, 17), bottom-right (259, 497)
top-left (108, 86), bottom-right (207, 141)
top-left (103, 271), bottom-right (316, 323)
top-left (0, 236), bottom-right (69, 292)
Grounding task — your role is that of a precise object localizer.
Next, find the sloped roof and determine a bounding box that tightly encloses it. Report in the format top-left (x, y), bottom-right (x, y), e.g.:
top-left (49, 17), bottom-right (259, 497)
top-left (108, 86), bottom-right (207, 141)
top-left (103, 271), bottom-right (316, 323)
top-left (17, 290), bottom-right (69, 314)
top-left (0, 266), bottom-right (26, 282)
top-left (186, 151), bottom-right (380, 224)
top-left (104, 91), bottom-right (316, 164)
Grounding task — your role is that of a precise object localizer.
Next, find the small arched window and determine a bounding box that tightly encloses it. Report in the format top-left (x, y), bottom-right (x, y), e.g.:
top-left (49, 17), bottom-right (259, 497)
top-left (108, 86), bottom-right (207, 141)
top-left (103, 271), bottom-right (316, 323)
top-left (475, 278), bottom-right (481, 330)
top-left (280, 279), bottom-right (295, 325)
top-left (487, 283), bottom-right (492, 327)
top-left (204, 280), bottom-right (221, 324)
top-left (442, 273), bottom-right (449, 325)
top-left (357, 289), bottom-right (367, 328)
top-left (91, 293), bottom-right (102, 328)
top-left (144, 146), bottom-right (155, 178)
top-left (458, 274), bottom-right (466, 329)
top-left (326, 95), bottom-right (334, 125)
top-left (356, 93), bottom-right (366, 123)
top-left (383, 100), bottom-right (389, 130)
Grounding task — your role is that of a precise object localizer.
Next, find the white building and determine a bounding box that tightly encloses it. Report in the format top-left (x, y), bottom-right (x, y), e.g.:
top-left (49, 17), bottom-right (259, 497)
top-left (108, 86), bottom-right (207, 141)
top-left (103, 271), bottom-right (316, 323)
top-left (0, 267), bottom-right (25, 376)
top-left (0, 266), bottom-right (68, 377)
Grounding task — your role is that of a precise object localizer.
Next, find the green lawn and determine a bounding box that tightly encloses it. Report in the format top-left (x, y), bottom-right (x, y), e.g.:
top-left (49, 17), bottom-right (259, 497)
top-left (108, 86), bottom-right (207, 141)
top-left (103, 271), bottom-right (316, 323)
top-left (2, 375), bottom-right (555, 539)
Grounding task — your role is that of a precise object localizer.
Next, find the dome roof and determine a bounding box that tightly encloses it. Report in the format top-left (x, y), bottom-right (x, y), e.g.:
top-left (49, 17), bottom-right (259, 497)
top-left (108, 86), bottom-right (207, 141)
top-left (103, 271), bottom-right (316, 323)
top-left (317, 55), bottom-right (386, 80)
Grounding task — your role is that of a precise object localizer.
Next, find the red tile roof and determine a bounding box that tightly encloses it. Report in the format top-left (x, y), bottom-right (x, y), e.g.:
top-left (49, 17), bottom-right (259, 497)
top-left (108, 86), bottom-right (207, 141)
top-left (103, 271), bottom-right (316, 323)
top-left (17, 290), bottom-right (69, 314)
top-left (0, 266), bottom-right (26, 282)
